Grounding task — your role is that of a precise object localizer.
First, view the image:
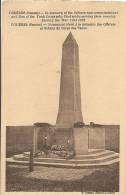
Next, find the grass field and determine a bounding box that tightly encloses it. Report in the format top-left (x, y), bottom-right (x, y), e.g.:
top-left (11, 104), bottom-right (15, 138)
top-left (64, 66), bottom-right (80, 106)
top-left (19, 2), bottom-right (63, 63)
top-left (6, 163), bottom-right (119, 192)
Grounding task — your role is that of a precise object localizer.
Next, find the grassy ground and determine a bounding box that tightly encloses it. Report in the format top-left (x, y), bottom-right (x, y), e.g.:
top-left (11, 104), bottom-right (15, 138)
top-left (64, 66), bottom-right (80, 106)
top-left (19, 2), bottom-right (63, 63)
top-left (6, 163), bottom-right (119, 192)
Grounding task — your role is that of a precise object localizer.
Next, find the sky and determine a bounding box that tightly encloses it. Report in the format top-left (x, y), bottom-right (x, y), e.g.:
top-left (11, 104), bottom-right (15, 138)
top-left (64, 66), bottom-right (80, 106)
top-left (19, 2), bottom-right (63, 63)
top-left (3, 1), bottom-right (121, 125)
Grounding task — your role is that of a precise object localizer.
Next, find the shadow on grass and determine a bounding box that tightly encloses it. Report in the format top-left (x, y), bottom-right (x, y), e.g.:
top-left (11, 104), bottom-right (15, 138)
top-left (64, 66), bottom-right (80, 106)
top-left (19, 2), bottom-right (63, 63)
top-left (6, 163), bottom-right (119, 192)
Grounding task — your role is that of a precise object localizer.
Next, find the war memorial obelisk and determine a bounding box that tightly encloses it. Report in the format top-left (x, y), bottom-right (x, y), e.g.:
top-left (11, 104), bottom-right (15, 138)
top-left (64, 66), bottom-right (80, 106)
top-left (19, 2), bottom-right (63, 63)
top-left (55, 32), bottom-right (89, 155)
top-left (56, 32), bottom-right (83, 128)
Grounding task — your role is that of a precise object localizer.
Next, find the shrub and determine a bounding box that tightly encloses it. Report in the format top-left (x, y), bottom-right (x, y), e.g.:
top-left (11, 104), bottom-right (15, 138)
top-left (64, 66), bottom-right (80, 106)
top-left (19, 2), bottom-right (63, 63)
top-left (34, 122), bottom-right (53, 127)
top-left (74, 122), bottom-right (85, 128)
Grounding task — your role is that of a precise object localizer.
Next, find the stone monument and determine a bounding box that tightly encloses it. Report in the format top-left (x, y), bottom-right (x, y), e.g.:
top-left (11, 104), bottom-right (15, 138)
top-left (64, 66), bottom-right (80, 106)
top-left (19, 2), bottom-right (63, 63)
top-left (34, 32), bottom-right (105, 155)
top-left (7, 33), bottom-right (119, 168)
top-left (55, 32), bottom-right (89, 154)
top-left (56, 32), bottom-right (83, 128)
top-left (55, 32), bottom-right (105, 155)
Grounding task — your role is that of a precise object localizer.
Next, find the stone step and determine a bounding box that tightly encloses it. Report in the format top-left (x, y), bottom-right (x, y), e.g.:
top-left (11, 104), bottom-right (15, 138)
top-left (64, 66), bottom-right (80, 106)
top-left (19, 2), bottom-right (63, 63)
top-left (23, 150), bottom-right (112, 159)
top-left (23, 149), bottom-right (104, 156)
top-left (72, 153), bottom-right (119, 163)
top-left (35, 154), bottom-right (119, 164)
top-left (87, 149), bottom-right (104, 154)
top-left (23, 150), bottom-right (116, 160)
top-left (13, 152), bottom-right (119, 164)
top-left (6, 156), bottom-right (119, 168)
top-left (75, 150), bottom-right (115, 159)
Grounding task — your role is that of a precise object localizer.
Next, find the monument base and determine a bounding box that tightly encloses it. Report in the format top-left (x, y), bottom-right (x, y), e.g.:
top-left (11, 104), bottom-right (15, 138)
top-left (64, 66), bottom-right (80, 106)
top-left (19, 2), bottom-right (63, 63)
top-left (7, 149), bottom-right (119, 168)
top-left (73, 127), bottom-right (88, 155)
top-left (54, 128), bottom-right (74, 151)
top-left (34, 126), bottom-right (106, 155)
top-left (89, 127), bottom-right (105, 150)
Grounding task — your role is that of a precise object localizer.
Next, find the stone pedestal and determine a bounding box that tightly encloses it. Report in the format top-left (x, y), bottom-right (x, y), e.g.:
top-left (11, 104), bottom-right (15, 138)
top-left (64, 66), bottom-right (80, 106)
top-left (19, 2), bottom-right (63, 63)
top-left (89, 127), bottom-right (105, 149)
top-left (54, 128), bottom-right (74, 151)
top-left (73, 127), bottom-right (88, 155)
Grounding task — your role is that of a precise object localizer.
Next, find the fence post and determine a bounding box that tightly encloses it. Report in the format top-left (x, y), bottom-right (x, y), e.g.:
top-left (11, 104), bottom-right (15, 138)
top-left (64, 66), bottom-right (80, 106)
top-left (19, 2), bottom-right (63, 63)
top-left (29, 148), bottom-right (34, 172)
top-left (29, 127), bottom-right (35, 172)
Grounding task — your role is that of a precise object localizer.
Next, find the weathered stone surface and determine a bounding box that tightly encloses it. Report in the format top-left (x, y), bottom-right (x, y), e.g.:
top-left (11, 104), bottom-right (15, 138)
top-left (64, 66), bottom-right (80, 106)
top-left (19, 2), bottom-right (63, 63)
top-left (73, 127), bottom-right (88, 155)
top-left (89, 127), bottom-right (105, 149)
top-left (56, 32), bottom-right (83, 128)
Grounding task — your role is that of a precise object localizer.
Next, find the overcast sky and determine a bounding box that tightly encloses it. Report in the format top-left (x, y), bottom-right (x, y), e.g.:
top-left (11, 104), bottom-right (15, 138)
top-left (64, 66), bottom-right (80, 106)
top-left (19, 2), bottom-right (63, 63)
top-left (3, 2), bottom-right (121, 125)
